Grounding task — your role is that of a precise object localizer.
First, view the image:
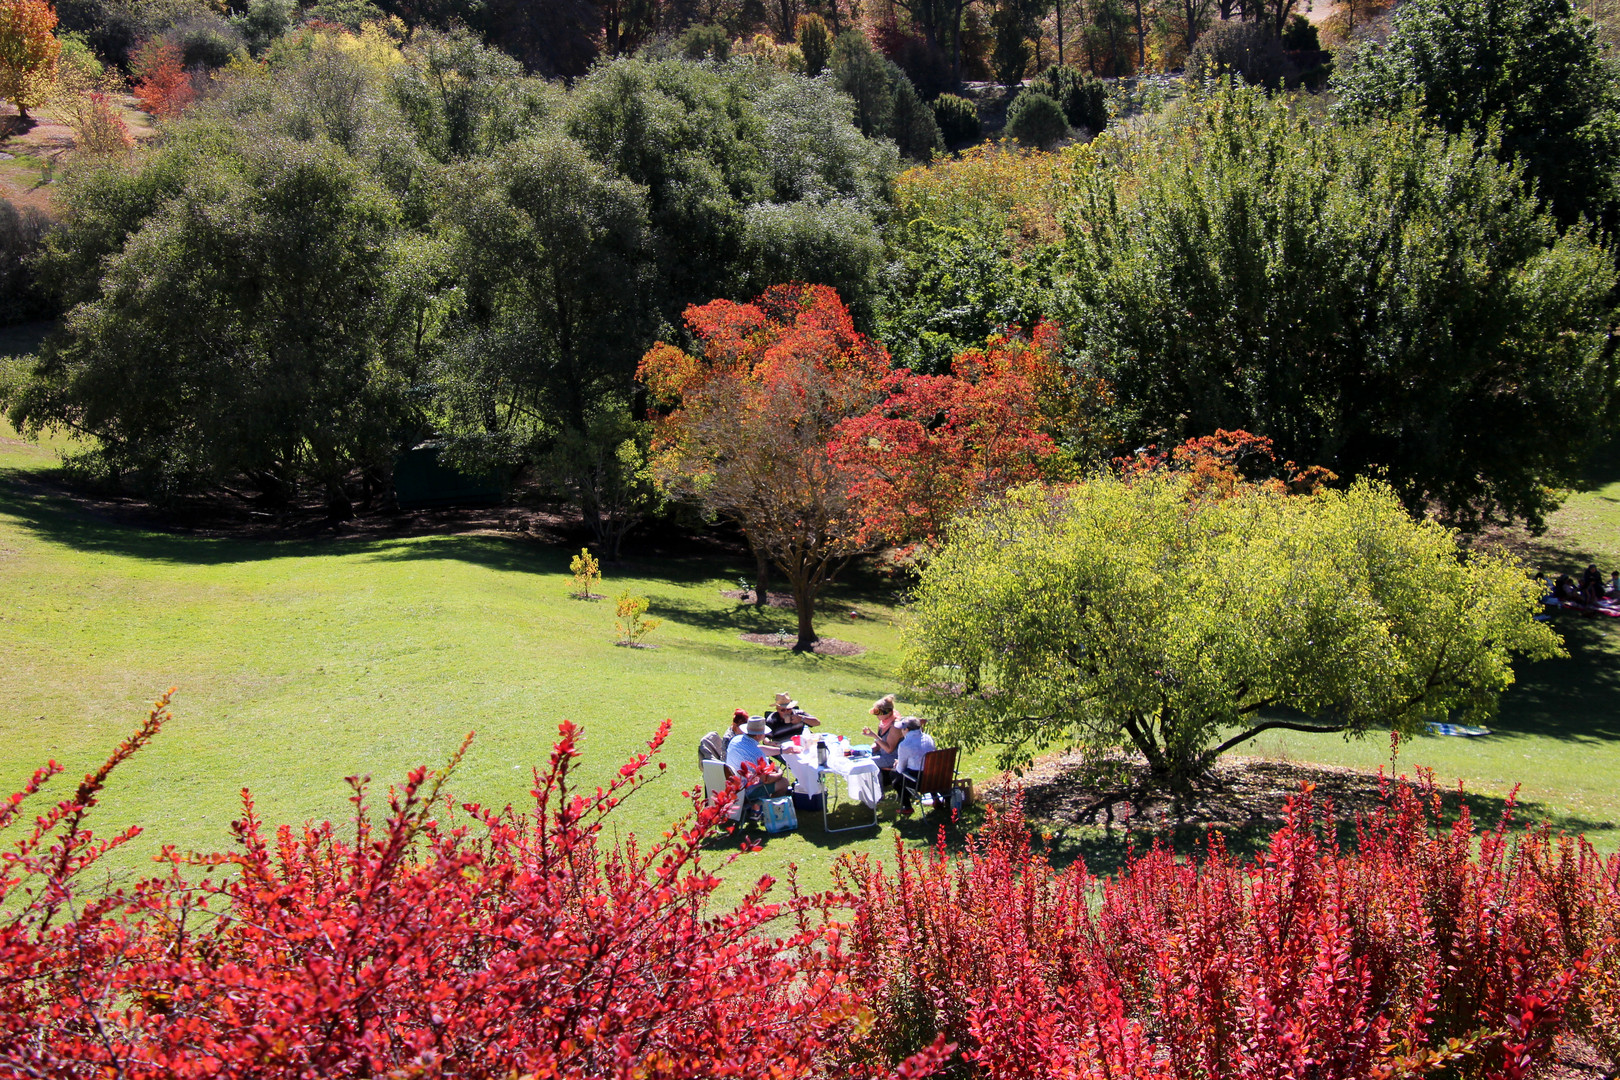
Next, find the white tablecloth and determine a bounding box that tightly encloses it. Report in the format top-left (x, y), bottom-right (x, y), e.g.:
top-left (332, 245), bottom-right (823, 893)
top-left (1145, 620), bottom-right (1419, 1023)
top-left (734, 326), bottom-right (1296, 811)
top-left (782, 734), bottom-right (883, 808)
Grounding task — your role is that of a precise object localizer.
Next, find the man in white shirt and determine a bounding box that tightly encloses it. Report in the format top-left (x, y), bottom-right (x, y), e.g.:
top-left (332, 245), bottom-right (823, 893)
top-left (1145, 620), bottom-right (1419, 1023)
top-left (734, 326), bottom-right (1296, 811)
top-left (894, 717), bottom-right (936, 814)
top-left (725, 716), bottom-right (790, 804)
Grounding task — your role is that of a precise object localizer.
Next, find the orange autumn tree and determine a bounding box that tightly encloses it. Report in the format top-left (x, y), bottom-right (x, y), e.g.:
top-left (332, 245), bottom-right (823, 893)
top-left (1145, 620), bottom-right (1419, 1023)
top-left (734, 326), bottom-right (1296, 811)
top-left (0, 0), bottom-right (59, 121)
top-left (639, 284), bottom-right (892, 651)
top-left (131, 37), bottom-right (193, 118)
top-left (828, 320), bottom-right (1098, 551)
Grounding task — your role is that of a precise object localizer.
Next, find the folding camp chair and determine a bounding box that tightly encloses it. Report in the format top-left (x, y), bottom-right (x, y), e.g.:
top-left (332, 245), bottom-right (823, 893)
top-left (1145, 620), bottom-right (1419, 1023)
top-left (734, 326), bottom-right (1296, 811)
top-left (700, 758), bottom-right (745, 823)
top-left (897, 747), bottom-right (958, 816)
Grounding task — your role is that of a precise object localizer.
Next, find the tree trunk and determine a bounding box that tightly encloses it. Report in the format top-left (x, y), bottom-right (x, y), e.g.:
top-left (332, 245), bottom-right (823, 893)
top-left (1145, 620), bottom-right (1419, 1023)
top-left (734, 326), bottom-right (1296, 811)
top-left (792, 584), bottom-right (818, 651)
top-left (752, 543), bottom-right (770, 609)
top-left (1057, 0), bottom-right (1064, 66)
top-left (1133, 0), bottom-right (1146, 68)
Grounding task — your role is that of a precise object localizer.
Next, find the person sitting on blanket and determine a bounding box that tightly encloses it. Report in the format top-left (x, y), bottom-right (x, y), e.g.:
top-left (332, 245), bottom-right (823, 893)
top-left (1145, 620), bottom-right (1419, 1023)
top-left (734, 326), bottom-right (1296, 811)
top-left (1610, 570), bottom-right (1619, 599)
top-left (894, 717), bottom-right (937, 816)
top-left (765, 692), bottom-right (820, 742)
top-left (862, 694), bottom-right (904, 785)
top-left (726, 716), bottom-right (790, 804)
top-left (1555, 573), bottom-right (1582, 604)
top-left (1583, 565), bottom-right (1608, 604)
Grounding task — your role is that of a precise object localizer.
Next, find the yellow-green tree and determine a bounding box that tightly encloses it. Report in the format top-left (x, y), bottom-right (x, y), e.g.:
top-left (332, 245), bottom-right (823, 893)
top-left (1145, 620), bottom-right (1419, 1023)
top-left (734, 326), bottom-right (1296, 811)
top-left (0, 0), bottom-right (59, 121)
top-left (902, 474), bottom-right (1563, 792)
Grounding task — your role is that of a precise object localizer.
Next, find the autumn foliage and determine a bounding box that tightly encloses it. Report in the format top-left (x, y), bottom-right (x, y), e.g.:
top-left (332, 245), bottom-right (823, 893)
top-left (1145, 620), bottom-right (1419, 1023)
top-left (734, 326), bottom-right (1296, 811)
top-left (131, 37), bottom-right (194, 118)
top-left (0, 692), bottom-right (948, 1079)
top-left (829, 320), bottom-right (1089, 548)
top-left (639, 285), bottom-right (1079, 641)
top-left (0, 0), bottom-right (59, 121)
top-left (837, 781), bottom-right (1620, 1079)
top-left (2, 696), bottom-right (1619, 1077)
top-left (1118, 427), bottom-right (1338, 498)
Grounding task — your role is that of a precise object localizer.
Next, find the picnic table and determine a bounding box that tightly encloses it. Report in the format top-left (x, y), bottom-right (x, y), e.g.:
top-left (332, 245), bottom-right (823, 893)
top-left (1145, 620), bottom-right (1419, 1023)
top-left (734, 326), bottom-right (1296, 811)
top-left (782, 733), bottom-right (882, 833)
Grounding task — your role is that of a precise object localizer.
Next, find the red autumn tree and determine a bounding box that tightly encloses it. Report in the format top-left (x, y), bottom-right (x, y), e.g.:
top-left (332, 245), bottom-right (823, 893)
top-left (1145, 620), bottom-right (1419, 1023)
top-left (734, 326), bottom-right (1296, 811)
top-left (829, 321), bottom-right (1092, 551)
top-left (131, 37), bottom-right (193, 118)
top-left (0, 0), bottom-right (59, 121)
top-left (639, 283), bottom-right (893, 650)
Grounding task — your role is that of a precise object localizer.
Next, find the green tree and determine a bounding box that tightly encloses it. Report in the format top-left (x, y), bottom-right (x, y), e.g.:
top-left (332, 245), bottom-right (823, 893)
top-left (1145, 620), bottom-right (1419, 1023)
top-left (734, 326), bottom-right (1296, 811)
top-left (6, 138), bottom-right (422, 514)
top-left (902, 474), bottom-right (1563, 791)
top-left (1334, 0), bottom-right (1620, 228)
top-left (796, 11), bottom-right (829, 74)
top-left (830, 29), bottom-right (942, 161)
top-left (1063, 86), bottom-right (1618, 530)
top-left (439, 132), bottom-right (650, 450)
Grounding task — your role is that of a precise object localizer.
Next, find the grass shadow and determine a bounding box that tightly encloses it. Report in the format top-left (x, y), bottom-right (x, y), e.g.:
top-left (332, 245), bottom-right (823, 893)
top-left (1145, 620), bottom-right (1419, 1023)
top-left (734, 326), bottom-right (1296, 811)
top-left (1494, 618), bottom-right (1620, 745)
top-left (1032, 783), bottom-right (1615, 877)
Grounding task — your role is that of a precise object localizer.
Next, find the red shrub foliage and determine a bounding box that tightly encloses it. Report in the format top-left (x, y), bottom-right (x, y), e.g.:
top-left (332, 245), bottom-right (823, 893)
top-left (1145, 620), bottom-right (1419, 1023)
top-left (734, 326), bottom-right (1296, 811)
top-left (835, 780), bottom-right (1620, 1080)
top-left (0, 692), bottom-right (949, 1079)
top-left (131, 37), bottom-right (194, 118)
top-left (4, 696), bottom-right (1617, 1079)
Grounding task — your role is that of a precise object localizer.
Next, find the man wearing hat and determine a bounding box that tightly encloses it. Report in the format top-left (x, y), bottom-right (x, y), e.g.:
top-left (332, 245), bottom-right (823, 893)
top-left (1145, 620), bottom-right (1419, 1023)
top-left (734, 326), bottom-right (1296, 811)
top-left (726, 716), bottom-right (791, 804)
top-left (764, 691), bottom-right (820, 741)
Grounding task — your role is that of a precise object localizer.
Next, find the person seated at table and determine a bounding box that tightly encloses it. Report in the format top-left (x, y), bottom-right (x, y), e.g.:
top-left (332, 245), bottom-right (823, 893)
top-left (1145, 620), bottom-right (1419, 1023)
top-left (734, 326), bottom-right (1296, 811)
top-left (725, 717), bottom-right (790, 804)
top-left (765, 692), bottom-right (820, 741)
top-left (1582, 564), bottom-right (1607, 604)
top-left (894, 717), bottom-right (936, 816)
top-left (722, 708), bottom-right (750, 750)
top-left (862, 694), bottom-right (904, 781)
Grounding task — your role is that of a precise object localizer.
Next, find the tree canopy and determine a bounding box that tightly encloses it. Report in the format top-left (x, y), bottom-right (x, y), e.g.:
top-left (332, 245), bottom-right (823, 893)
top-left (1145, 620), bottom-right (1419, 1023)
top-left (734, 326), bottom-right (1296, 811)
top-left (1334, 0), bottom-right (1620, 229)
top-left (901, 470), bottom-right (1564, 790)
top-left (1061, 85), bottom-right (1618, 530)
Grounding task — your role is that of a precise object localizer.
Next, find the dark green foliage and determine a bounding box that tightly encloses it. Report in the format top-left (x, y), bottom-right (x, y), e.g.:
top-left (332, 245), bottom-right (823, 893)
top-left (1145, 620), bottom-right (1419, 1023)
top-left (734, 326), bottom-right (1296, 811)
top-left (1063, 86), bottom-right (1618, 529)
top-left (303, 0), bottom-right (385, 31)
top-left (677, 23), bottom-right (730, 61)
top-left (796, 12), bottom-right (829, 75)
top-left (1334, 0), bottom-right (1620, 228)
top-left (1029, 64), bottom-right (1108, 133)
top-left (1280, 12), bottom-right (1319, 50)
top-left (831, 30), bottom-right (943, 161)
top-left (170, 15), bottom-right (244, 68)
top-left (0, 200), bottom-right (53, 326)
top-left (1188, 18), bottom-right (1288, 87)
top-left (8, 138), bottom-right (425, 512)
top-left (933, 92), bottom-right (981, 145)
top-left (391, 27), bottom-right (546, 162)
top-left (232, 0), bottom-right (295, 54)
top-left (877, 228), bottom-right (1058, 374)
top-left (992, 0), bottom-right (1030, 85)
top-left (1005, 91), bottom-right (1069, 148)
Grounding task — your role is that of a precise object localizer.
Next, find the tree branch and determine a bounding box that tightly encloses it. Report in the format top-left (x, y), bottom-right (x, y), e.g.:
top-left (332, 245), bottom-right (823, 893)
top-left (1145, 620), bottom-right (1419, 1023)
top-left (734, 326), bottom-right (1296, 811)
top-left (1208, 718), bottom-right (1352, 759)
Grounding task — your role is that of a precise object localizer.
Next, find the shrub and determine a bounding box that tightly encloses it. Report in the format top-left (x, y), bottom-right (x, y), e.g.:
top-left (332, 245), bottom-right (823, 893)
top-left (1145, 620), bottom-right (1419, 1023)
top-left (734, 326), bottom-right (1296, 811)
top-left (1188, 17), bottom-right (1290, 87)
top-left (678, 21), bottom-right (730, 61)
top-left (836, 781), bottom-right (1618, 1078)
top-left (614, 590), bottom-right (661, 645)
top-left (0, 696), bottom-right (956, 1078)
top-left (796, 12), bottom-right (828, 75)
top-left (170, 15), bottom-right (244, 69)
top-left (1004, 90), bottom-right (1069, 148)
top-left (568, 546), bottom-right (601, 599)
top-left (932, 92), bottom-right (980, 145)
top-left (1028, 63), bottom-right (1108, 133)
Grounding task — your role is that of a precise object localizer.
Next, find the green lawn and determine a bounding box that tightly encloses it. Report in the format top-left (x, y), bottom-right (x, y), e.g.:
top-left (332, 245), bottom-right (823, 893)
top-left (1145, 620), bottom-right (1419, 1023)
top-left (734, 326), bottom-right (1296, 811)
top-left (0, 413), bottom-right (979, 900)
top-left (3, 337), bottom-right (1619, 897)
